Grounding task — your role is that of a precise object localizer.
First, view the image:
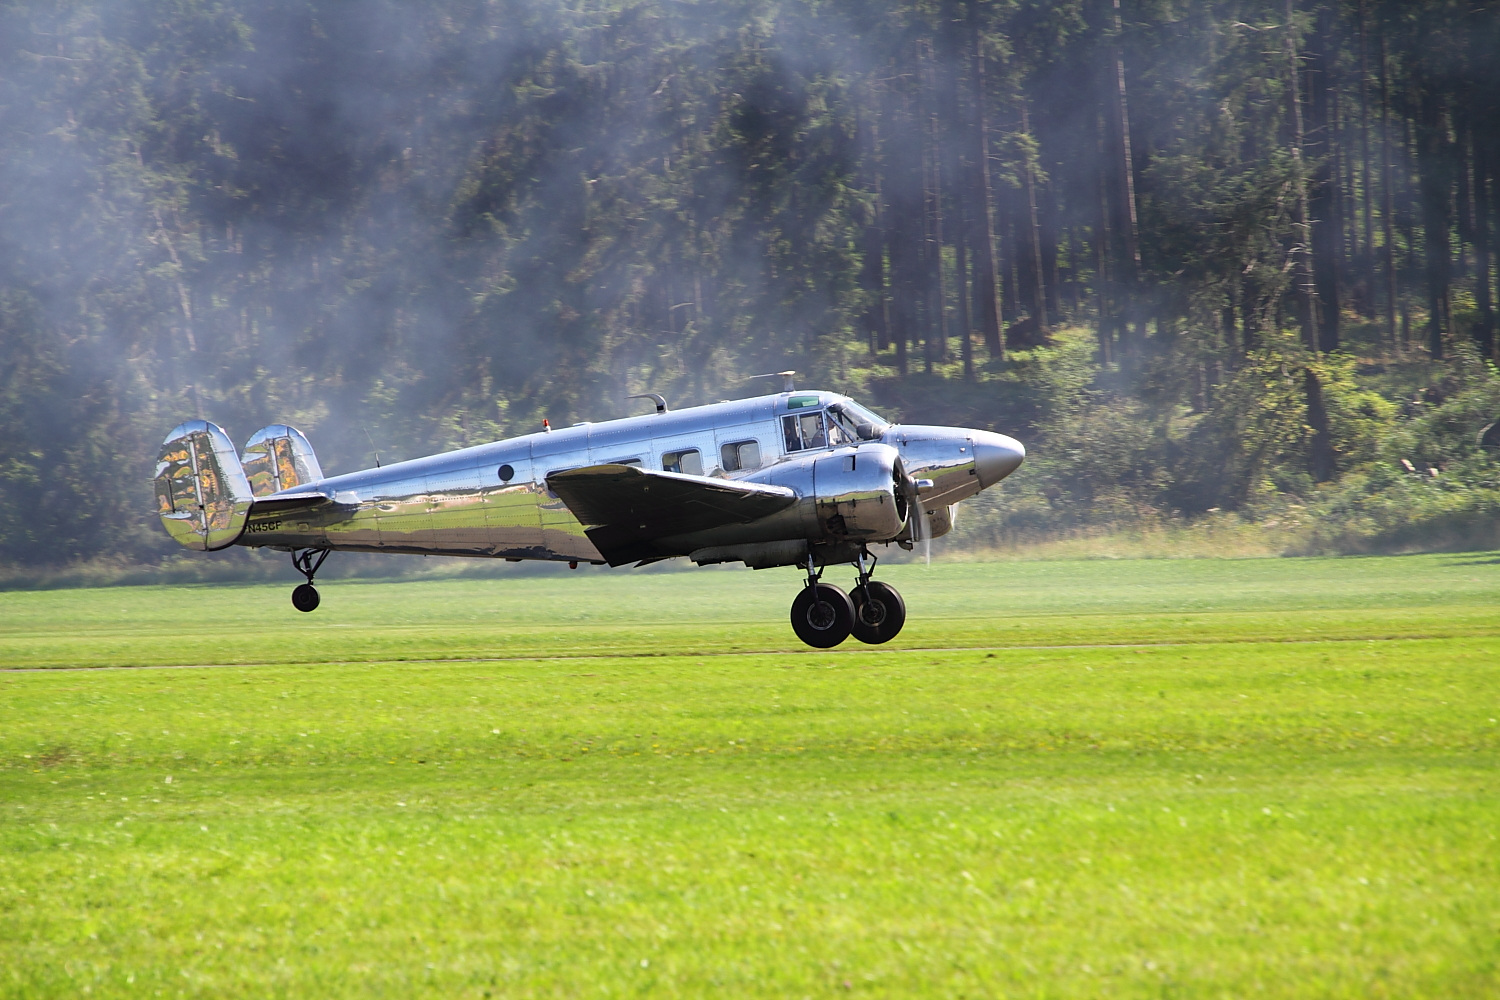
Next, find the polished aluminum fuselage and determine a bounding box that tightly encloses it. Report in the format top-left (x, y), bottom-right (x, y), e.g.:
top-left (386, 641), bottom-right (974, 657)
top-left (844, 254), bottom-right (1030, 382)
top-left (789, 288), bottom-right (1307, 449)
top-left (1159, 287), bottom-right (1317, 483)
top-left (235, 391), bottom-right (1016, 563)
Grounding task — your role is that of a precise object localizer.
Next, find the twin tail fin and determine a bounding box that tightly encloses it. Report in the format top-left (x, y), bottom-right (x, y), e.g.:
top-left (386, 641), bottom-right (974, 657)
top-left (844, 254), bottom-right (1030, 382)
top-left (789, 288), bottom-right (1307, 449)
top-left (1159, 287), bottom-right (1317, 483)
top-left (241, 425), bottom-right (323, 497)
top-left (154, 422), bottom-right (322, 550)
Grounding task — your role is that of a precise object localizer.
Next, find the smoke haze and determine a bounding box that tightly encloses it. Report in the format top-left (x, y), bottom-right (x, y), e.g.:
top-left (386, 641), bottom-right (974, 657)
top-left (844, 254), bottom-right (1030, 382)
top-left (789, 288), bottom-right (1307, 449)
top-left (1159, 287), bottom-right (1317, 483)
top-left (3, 1), bottom-right (1499, 570)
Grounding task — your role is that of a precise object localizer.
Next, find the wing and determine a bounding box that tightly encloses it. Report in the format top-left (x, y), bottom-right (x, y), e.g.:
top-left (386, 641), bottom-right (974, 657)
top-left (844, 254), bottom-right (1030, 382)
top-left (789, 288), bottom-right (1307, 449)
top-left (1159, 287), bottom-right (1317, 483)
top-left (547, 464), bottom-right (797, 566)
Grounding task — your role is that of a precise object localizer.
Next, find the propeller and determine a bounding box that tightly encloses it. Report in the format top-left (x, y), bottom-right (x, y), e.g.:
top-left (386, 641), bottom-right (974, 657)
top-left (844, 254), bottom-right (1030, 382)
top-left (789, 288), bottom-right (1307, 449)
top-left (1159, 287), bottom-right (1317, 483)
top-left (915, 486), bottom-right (931, 567)
top-left (898, 468), bottom-right (934, 566)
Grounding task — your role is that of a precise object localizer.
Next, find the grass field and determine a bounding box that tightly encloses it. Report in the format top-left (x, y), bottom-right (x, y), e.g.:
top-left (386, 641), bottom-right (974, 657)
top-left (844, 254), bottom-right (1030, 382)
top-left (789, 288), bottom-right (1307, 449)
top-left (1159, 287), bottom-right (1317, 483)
top-left (2, 555), bottom-right (1498, 997)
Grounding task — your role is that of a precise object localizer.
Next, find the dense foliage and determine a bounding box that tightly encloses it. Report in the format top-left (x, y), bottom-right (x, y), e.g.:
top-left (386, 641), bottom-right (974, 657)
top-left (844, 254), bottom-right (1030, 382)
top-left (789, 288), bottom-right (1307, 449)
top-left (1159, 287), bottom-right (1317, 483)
top-left (3, 0), bottom-right (1500, 569)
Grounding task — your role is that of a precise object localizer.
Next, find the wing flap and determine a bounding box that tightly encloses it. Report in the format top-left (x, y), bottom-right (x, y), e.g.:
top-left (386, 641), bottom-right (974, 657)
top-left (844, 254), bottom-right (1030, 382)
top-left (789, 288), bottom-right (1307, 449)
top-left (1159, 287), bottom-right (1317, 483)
top-left (547, 464), bottom-right (796, 565)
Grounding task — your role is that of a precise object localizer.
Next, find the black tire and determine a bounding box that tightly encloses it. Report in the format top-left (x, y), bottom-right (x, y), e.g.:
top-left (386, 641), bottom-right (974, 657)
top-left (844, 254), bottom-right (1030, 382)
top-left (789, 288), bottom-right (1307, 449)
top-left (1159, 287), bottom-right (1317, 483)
top-left (790, 583), bottom-right (855, 648)
top-left (850, 581), bottom-right (906, 644)
top-left (291, 583), bottom-right (321, 613)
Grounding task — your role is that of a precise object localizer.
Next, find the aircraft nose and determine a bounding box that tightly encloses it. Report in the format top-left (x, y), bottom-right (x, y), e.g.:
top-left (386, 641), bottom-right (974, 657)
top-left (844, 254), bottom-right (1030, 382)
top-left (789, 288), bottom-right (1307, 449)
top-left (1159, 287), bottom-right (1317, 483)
top-left (972, 431), bottom-right (1025, 488)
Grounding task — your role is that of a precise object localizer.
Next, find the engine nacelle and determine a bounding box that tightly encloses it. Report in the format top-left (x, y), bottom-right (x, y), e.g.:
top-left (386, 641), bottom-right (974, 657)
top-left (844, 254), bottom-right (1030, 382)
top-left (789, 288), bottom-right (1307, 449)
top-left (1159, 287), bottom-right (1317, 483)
top-left (925, 501), bottom-right (957, 539)
top-left (811, 444), bottom-right (908, 542)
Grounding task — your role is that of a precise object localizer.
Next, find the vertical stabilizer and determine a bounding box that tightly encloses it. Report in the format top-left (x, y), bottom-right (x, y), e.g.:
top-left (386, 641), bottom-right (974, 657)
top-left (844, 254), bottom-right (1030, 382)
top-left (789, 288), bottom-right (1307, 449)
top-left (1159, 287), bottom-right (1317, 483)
top-left (241, 424), bottom-right (323, 496)
top-left (154, 421), bottom-right (254, 550)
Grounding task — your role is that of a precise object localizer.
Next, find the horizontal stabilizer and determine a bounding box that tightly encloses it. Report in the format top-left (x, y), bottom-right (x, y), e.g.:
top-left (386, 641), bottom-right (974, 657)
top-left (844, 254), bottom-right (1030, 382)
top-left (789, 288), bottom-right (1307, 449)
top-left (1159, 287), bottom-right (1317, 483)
top-left (249, 490), bottom-right (335, 515)
top-left (547, 464), bottom-right (796, 566)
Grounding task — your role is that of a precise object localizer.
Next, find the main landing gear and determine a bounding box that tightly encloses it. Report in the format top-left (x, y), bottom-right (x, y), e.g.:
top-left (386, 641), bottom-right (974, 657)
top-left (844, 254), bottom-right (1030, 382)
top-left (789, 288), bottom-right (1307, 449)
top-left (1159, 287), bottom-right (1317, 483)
top-left (290, 548), bottom-right (330, 613)
top-left (789, 548), bottom-right (905, 648)
top-left (850, 549), bottom-right (905, 645)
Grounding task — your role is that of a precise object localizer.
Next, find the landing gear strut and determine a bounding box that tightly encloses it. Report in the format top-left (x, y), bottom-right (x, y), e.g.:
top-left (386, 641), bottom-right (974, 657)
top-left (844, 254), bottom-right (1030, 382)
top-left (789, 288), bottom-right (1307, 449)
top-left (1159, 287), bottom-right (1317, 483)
top-left (290, 548), bottom-right (329, 613)
top-left (850, 548), bottom-right (905, 645)
top-left (789, 552), bottom-right (855, 648)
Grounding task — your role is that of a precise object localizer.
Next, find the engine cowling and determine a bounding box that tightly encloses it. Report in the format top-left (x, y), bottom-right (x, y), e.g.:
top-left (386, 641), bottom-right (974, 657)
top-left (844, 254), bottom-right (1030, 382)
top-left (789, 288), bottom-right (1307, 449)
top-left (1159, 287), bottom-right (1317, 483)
top-left (811, 444), bottom-right (908, 542)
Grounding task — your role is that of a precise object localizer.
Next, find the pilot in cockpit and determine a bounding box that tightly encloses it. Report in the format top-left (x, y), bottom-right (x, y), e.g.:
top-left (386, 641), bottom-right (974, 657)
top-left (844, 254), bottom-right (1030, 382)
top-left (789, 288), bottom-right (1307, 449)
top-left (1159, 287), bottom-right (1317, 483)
top-left (783, 411), bottom-right (828, 452)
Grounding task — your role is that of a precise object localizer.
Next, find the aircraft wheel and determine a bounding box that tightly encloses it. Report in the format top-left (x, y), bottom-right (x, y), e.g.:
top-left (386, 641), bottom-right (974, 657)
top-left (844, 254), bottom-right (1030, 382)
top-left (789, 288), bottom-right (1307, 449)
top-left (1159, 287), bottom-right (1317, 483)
top-left (790, 583), bottom-right (854, 648)
top-left (291, 583), bottom-right (321, 613)
top-left (850, 581), bottom-right (906, 644)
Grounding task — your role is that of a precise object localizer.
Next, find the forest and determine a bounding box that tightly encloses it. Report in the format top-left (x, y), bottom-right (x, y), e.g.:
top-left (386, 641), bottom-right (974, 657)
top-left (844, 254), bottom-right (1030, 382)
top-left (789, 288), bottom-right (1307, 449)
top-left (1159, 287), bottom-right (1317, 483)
top-left (3, 0), bottom-right (1500, 575)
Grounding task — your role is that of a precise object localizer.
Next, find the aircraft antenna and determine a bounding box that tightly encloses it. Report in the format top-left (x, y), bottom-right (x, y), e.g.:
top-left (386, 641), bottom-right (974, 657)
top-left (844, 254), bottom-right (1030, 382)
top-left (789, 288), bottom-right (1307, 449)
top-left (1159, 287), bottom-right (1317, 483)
top-left (628, 392), bottom-right (669, 415)
top-left (363, 425), bottom-right (381, 468)
top-left (746, 370), bottom-right (796, 392)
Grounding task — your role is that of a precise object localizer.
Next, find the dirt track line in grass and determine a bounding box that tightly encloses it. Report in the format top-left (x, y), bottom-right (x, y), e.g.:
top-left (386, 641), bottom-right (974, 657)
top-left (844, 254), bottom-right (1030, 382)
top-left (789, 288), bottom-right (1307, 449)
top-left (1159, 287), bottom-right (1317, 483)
top-left (0, 632), bottom-right (1469, 672)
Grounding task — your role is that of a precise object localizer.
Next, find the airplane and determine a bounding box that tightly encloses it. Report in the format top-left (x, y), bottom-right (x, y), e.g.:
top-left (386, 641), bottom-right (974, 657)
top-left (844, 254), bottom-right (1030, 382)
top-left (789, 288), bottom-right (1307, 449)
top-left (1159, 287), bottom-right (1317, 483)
top-left (152, 374), bottom-right (1024, 648)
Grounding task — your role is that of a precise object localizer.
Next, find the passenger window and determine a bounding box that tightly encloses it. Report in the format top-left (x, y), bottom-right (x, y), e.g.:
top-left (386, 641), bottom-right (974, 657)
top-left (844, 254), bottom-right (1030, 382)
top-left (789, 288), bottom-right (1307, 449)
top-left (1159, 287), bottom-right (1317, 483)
top-left (720, 440), bottom-right (761, 472)
top-left (782, 412), bottom-right (828, 452)
top-left (661, 449), bottom-right (703, 476)
top-left (607, 457), bottom-right (642, 467)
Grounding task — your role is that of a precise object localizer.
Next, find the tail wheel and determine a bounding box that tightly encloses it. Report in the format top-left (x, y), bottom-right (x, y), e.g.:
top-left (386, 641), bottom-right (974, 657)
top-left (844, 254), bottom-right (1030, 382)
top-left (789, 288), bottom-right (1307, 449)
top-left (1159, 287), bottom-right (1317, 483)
top-left (790, 583), bottom-right (855, 648)
top-left (292, 583), bottom-right (321, 613)
top-left (851, 581), bottom-right (906, 644)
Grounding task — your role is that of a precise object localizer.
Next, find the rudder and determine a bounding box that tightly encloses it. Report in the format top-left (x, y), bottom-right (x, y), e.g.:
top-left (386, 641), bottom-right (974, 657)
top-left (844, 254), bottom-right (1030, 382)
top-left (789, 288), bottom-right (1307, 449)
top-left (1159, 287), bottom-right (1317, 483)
top-left (153, 421), bottom-right (254, 550)
top-left (241, 424), bottom-right (323, 496)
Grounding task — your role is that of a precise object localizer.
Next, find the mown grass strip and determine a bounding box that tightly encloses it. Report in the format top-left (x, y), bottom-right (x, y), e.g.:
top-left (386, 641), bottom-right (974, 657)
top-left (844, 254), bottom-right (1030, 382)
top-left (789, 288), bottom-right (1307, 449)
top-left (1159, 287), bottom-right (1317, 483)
top-left (2, 556), bottom-right (1498, 997)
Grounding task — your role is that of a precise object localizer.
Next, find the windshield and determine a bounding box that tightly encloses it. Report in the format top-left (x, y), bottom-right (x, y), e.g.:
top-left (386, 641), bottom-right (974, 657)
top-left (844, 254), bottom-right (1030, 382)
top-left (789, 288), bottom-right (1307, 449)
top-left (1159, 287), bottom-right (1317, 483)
top-left (827, 400), bottom-right (889, 441)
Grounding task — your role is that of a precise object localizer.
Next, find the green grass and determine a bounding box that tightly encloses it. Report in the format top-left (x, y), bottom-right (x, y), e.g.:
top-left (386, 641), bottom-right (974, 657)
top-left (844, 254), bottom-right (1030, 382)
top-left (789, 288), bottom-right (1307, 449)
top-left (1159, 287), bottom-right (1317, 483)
top-left (2, 555), bottom-right (1498, 997)
top-left (7, 553), bottom-right (1500, 667)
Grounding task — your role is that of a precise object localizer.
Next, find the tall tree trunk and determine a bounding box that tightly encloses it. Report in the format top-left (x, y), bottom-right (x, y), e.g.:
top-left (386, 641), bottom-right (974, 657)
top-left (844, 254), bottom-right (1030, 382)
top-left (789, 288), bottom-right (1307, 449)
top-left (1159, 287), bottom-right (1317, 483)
top-left (1306, 3), bottom-right (1340, 352)
top-left (1305, 368), bottom-right (1335, 482)
top-left (966, 22), bottom-right (1003, 360)
top-left (1103, 0), bottom-right (1140, 348)
top-left (1379, 28), bottom-right (1399, 348)
top-left (857, 108), bottom-right (889, 353)
top-left (1474, 127), bottom-right (1495, 356)
top-left (1043, 185), bottom-right (1062, 324)
top-left (1284, 0), bottom-right (1317, 348)
top-left (938, 7), bottom-right (971, 373)
top-left (1401, 112), bottom-right (1419, 351)
top-left (1415, 86), bottom-right (1453, 358)
top-left (1336, 68), bottom-right (1355, 265)
top-left (1223, 282), bottom-right (1240, 361)
top-left (999, 190), bottom-right (1020, 325)
top-left (1458, 122), bottom-right (1474, 284)
top-left (1104, 0), bottom-right (1140, 278)
top-left (1020, 98), bottom-right (1048, 332)
top-left (1094, 113), bottom-right (1115, 363)
top-left (921, 38), bottom-right (946, 373)
top-left (1358, 1), bottom-right (1376, 319)
top-left (884, 71), bottom-right (923, 375)
top-left (955, 222), bottom-right (974, 378)
top-left (1243, 268), bottom-right (1263, 352)
top-left (1066, 223), bottom-right (1081, 318)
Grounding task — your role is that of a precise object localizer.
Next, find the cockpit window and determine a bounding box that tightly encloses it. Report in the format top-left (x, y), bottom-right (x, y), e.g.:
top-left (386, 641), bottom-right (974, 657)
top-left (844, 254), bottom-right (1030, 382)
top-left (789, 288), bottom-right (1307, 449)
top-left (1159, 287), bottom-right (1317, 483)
top-left (826, 416), bottom-right (855, 446)
top-left (782, 412), bottom-right (828, 452)
top-left (827, 401), bottom-right (888, 441)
